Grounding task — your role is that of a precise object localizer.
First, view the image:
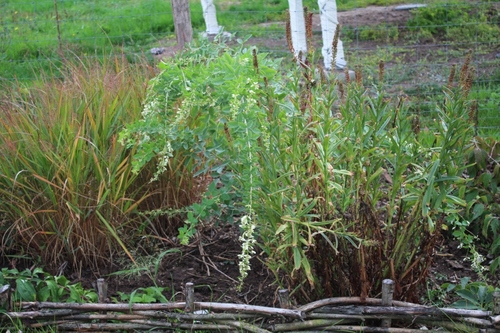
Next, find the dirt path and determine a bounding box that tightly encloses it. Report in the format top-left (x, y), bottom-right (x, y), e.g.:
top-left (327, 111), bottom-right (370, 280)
top-left (335, 5), bottom-right (413, 27)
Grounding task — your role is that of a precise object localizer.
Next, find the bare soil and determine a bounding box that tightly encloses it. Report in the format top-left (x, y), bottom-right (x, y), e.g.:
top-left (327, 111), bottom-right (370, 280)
top-left (69, 225), bottom-right (491, 308)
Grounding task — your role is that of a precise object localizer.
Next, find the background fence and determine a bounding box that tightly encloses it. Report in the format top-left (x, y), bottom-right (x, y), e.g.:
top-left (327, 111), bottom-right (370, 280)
top-left (1, 0), bottom-right (499, 133)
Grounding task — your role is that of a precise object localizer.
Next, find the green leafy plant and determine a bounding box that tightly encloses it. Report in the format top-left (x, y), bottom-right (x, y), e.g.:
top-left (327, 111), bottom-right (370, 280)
top-left (407, 1), bottom-right (500, 43)
top-left (116, 286), bottom-right (169, 304)
top-left (0, 267), bottom-right (97, 305)
top-left (119, 36), bottom-right (279, 283)
top-left (442, 277), bottom-right (500, 310)
top-left (123, 30), bottom-right (477, 302)
top-left (451, 135), bottom-right (500, 276)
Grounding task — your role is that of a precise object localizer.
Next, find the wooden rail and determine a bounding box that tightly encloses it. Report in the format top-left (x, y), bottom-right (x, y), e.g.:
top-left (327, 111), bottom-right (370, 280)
top-left (1, 280), bottom-right (499, 332)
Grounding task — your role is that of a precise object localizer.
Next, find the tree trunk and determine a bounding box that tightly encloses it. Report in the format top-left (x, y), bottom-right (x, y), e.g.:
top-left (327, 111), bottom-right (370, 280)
top-left (201, 0), bottom-right (221, 34)
top-left (287, 0), bottom-right (307, 58)
top-left (318, 0), bottom-right (346, 69)
top-left (171, 0), bottom-right (193, 48)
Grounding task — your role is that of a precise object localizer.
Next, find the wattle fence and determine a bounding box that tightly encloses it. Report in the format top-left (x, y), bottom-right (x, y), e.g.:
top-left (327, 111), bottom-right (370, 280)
top-left (2, 280), bottom-right (500, 332)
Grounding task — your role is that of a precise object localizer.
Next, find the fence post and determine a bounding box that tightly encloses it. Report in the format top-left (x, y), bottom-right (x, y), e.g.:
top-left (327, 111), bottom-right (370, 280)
top-left (171, 0), bottom-right (193, 48)
top-left (97, 278), bottom-right (107, 303)
top-left (185, 282), bottom-right (195, 312)
top-left (381, 279), bottom-right (395, 328)
top-left (278, 289), bottom-right (291, 309)
top-left (493, 291), bottom-right (500, 315)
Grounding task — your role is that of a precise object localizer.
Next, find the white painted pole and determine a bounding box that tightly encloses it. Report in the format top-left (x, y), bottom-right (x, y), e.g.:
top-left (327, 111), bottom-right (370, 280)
top-left (200, 0), bottom-right (221, 35)
top-left (288, 0), bottom-right (307, 58)
top-left (318, 0), bottom-right (346, 69)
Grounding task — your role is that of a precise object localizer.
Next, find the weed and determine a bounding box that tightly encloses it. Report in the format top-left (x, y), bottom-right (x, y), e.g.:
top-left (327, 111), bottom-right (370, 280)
top-left (442, 277), bottom-right (500, 310)
top-left (0, 267), bottom-right (97, 304)
top-left (115, 286), bottom-right (169, 304)
top-left (108, 248), bottom-right (181, 284)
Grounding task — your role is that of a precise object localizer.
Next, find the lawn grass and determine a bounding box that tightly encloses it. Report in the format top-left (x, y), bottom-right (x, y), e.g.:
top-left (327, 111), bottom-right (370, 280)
top-left (1, 0), bottom-right (445, 82)
top-left (1, 0), bottom-right (204, 81)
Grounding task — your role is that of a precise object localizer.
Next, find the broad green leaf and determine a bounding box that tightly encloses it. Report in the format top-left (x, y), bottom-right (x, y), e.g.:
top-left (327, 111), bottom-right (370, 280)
top-left (452, 299), bottom-right (480, 310)
top-left (69, 285), bottom-right (83, 303)
top-left (45, 279), bottom-right (63, 302)
top-left (37, 286), bottom-right (51, 302)
top-left (55, 275), bottom-right (69, 287)
top-left (472, 203), bottom-right (485, 221)
top-left (455, 289), bottom-right (479, 306)
top-left (15, 278), bottom-right (36, 302)
top-left (460, 277), bottom-right (471, 288)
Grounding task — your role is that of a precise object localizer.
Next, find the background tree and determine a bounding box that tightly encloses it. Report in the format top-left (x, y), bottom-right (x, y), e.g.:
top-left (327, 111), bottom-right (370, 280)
top-left (201, 0), bottom-right (221, 35)
top-left (171, 0), bottom-right (193, 47)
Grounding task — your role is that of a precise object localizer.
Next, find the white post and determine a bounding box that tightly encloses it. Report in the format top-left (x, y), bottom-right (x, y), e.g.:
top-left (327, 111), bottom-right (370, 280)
top-left (201, 0), bottom-right (221, 35)
top-left (288, 0), bottom-right (307, 58)
top-left (318, 0), bottom-right (346, 70)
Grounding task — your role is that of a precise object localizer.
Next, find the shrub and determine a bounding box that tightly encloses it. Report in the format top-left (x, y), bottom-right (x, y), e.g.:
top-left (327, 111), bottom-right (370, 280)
top-left (122, 35), bottom-right (476, 302)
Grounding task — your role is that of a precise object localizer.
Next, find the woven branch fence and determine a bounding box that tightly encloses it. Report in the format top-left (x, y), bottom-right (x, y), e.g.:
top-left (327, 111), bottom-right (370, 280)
top-left (1, 280), bottom-right (500, 332)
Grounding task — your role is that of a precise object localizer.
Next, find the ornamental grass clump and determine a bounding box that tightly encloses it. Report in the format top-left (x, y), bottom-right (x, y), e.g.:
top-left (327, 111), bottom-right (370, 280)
top-left (0, 56), bottom-right (163, 271)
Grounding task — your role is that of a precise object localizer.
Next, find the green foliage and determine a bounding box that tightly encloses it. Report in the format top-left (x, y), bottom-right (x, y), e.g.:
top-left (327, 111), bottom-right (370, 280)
top-left (442, 277), bottom-right (500, 310)
top-left (116, 286), bottom-right (169, 304)
top-left (0, 267), bottom-right (97, 305)
top-left (470, 85), bottom-right (500, 138)
top-left (407, 2), bottom-right (500, 43)
top-left (451, 135), bottom-right (500, 276)
top-left (357, 25), bottom-right (399, 42)
top-left (179, 180), bottom-right (238, 245)
top-left (124, 37), bottom-right (476, 302)
top-left (119, 36), bottom-right (279, 245)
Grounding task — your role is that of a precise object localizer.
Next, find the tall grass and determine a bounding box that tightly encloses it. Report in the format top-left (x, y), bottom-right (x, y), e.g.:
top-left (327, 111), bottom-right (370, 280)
top-left (0, 55), bottom-right (159, 271)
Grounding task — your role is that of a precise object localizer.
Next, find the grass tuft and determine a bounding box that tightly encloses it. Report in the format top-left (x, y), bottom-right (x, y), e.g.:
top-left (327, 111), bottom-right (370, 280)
top-left (0, 55), bottom-right (159, 271)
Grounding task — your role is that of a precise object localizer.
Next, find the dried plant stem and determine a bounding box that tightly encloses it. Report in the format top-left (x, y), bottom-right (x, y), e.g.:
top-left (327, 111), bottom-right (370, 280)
top-left (378, 60), bottom-right (385, 84)
top-left (331, 24), bottom-right (341, 71)
top-left (53, 0), bottom-right (63, 56)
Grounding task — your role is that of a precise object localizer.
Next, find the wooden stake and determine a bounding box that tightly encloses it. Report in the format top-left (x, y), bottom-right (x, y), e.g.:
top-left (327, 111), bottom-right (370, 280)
top-left (381, 279), bottom-right (395, 328)
top-left (170, 0), bottom-right (193, 48)
top-left (185, 282), bottom-right (194, 312)
top-left (493, 291), bottom-right (500, 315)
top-left (278, 289), bottom-right (291, 309)
top-left (97, 278), bottom-right (107, 303)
